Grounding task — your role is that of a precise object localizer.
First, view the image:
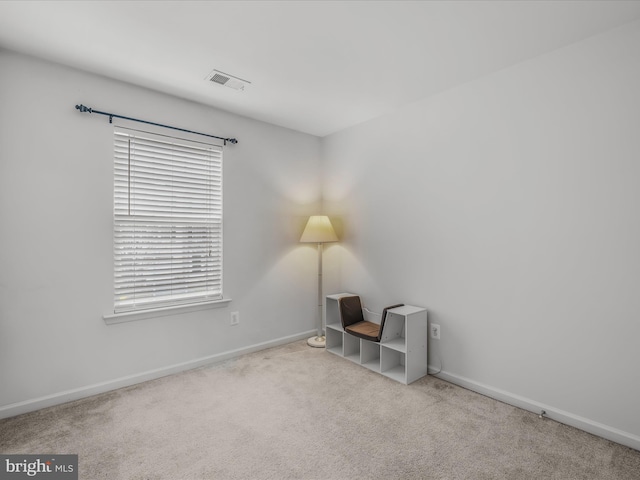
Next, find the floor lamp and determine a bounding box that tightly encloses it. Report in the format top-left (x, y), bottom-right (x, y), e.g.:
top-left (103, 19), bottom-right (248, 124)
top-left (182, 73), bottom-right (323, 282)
top-left (300, 215), bottom-right (338, 348)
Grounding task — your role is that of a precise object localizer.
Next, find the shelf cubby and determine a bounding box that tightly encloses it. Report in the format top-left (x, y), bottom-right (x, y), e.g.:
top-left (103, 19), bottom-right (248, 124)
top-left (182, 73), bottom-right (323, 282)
top-left (360, 340), bottom-right (381, 372)
top-left (343, 333), bottom-right (360, 363)
top-left (325, 326), bottom-right (343, 356)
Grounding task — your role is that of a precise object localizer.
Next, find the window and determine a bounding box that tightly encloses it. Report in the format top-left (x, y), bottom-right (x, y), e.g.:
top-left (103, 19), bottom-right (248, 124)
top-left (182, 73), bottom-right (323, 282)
top-left (113, 127), bottom-right (223, 313)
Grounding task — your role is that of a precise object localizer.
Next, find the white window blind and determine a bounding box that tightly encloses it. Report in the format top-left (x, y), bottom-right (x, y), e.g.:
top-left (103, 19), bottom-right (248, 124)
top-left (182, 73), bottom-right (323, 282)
top-left (113, 127), bottom-right (223, 313)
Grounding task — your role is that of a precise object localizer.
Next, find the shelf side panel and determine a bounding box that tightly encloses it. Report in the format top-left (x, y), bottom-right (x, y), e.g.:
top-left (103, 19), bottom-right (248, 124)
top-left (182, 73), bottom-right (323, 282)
top-left (379, 312), bottom-right (404, 343)
top-left (405, 310), bottom-right (428, 384)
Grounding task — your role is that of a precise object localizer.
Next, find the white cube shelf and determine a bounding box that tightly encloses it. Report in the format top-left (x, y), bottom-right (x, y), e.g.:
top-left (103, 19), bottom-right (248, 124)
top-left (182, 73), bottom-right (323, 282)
top-left (325, 293), bottom-right (428, 385)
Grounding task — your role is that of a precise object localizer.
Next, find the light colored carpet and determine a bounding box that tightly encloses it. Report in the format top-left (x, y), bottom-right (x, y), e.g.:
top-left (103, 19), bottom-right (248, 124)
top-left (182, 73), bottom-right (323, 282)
top-left (1, 340), bottom-right (639, 479)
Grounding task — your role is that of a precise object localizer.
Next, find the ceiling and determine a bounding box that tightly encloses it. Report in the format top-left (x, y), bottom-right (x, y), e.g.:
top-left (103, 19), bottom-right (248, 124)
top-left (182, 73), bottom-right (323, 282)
top-left (1, 1), bottom-right (640, 137)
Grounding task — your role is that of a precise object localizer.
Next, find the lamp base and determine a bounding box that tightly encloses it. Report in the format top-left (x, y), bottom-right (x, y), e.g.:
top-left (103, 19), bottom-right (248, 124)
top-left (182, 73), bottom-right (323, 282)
top-left (307, 335), bottom-right (326, 348)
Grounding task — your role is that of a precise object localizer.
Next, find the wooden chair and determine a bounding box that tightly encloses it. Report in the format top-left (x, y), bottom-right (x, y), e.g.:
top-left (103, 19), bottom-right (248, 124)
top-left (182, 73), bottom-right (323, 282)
top-left (339, 295), bottom-right (403, 342)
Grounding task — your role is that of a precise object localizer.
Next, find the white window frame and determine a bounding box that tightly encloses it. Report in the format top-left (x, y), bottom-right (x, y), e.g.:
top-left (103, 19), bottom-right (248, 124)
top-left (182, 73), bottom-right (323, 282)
top-left (110, 126), bottom-right (225, 317)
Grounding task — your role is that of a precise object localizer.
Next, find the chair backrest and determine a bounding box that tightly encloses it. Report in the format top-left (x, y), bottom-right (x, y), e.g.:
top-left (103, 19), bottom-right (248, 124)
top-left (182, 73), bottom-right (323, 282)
top-left (377, 304), bottom-right (404, 341)
top-left (339, 295), bottom-right (364, 328)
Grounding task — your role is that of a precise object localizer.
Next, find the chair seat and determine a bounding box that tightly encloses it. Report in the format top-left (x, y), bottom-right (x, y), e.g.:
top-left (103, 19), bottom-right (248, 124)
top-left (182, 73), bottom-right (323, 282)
top-left (339, 295), bottom-right (404, 343)
top-left (345, 320), bottom-right (381, 342)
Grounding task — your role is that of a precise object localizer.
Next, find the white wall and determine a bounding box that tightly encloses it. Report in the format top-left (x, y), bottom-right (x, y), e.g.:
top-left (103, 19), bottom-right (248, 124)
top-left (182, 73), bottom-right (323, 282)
top-left (0, 50), bottom-right (321, 411)
top-left (323, 20), bottom-right (640, 446)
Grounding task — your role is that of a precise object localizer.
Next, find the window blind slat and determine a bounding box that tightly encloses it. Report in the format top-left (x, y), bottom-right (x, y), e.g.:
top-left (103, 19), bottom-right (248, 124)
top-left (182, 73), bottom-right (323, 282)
top-left (113, 127), bottom-right (223, 313)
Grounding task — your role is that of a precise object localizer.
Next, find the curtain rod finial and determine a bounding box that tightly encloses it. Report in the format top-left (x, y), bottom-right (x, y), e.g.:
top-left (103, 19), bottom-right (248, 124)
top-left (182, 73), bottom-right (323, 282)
top-left (75, 104), bottom-right (92, 113)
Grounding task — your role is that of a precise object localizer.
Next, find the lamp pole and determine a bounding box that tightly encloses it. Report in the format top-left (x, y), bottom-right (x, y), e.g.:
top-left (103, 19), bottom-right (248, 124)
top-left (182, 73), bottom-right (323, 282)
top-left (310, 242), bottom-right (325, 345)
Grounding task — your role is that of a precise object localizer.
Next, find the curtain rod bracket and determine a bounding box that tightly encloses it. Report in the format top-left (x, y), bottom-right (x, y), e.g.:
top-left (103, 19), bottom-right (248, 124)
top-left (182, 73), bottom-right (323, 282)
top-left (75, 103), bottom-right (237, 145)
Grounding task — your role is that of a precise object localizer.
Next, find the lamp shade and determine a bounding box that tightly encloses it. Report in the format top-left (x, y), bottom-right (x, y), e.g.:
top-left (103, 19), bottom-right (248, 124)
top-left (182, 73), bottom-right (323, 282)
top-left (300, 215), bottom-right (338, 243)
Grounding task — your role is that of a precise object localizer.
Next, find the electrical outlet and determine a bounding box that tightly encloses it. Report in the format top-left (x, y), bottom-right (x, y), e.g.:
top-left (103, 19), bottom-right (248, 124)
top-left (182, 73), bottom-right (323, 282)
top-left (430, 323), bottom-right (441, 340)
top-left (230, 311), bottom-right (240, 326)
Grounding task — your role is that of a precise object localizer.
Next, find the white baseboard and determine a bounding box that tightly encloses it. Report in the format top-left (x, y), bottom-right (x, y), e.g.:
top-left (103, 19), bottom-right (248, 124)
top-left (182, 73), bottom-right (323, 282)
top-left (0, 330), bottom-right (315, 420)
top-left (428, 366), bottom-right (640, 452)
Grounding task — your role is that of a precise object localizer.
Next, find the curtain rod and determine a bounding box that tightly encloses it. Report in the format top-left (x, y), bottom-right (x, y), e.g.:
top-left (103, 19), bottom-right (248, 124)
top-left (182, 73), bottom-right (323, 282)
top-left (75, 104), bottom-right (238, 145)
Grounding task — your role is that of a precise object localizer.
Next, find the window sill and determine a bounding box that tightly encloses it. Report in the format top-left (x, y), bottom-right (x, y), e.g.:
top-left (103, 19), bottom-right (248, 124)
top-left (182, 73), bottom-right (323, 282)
top-left (103, 298), bottom-right (232, 325)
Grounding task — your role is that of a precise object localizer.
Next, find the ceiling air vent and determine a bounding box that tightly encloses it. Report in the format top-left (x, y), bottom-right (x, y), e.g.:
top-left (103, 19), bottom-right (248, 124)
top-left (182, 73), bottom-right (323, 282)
top-left (206, 69), bottom-right (251, 91)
